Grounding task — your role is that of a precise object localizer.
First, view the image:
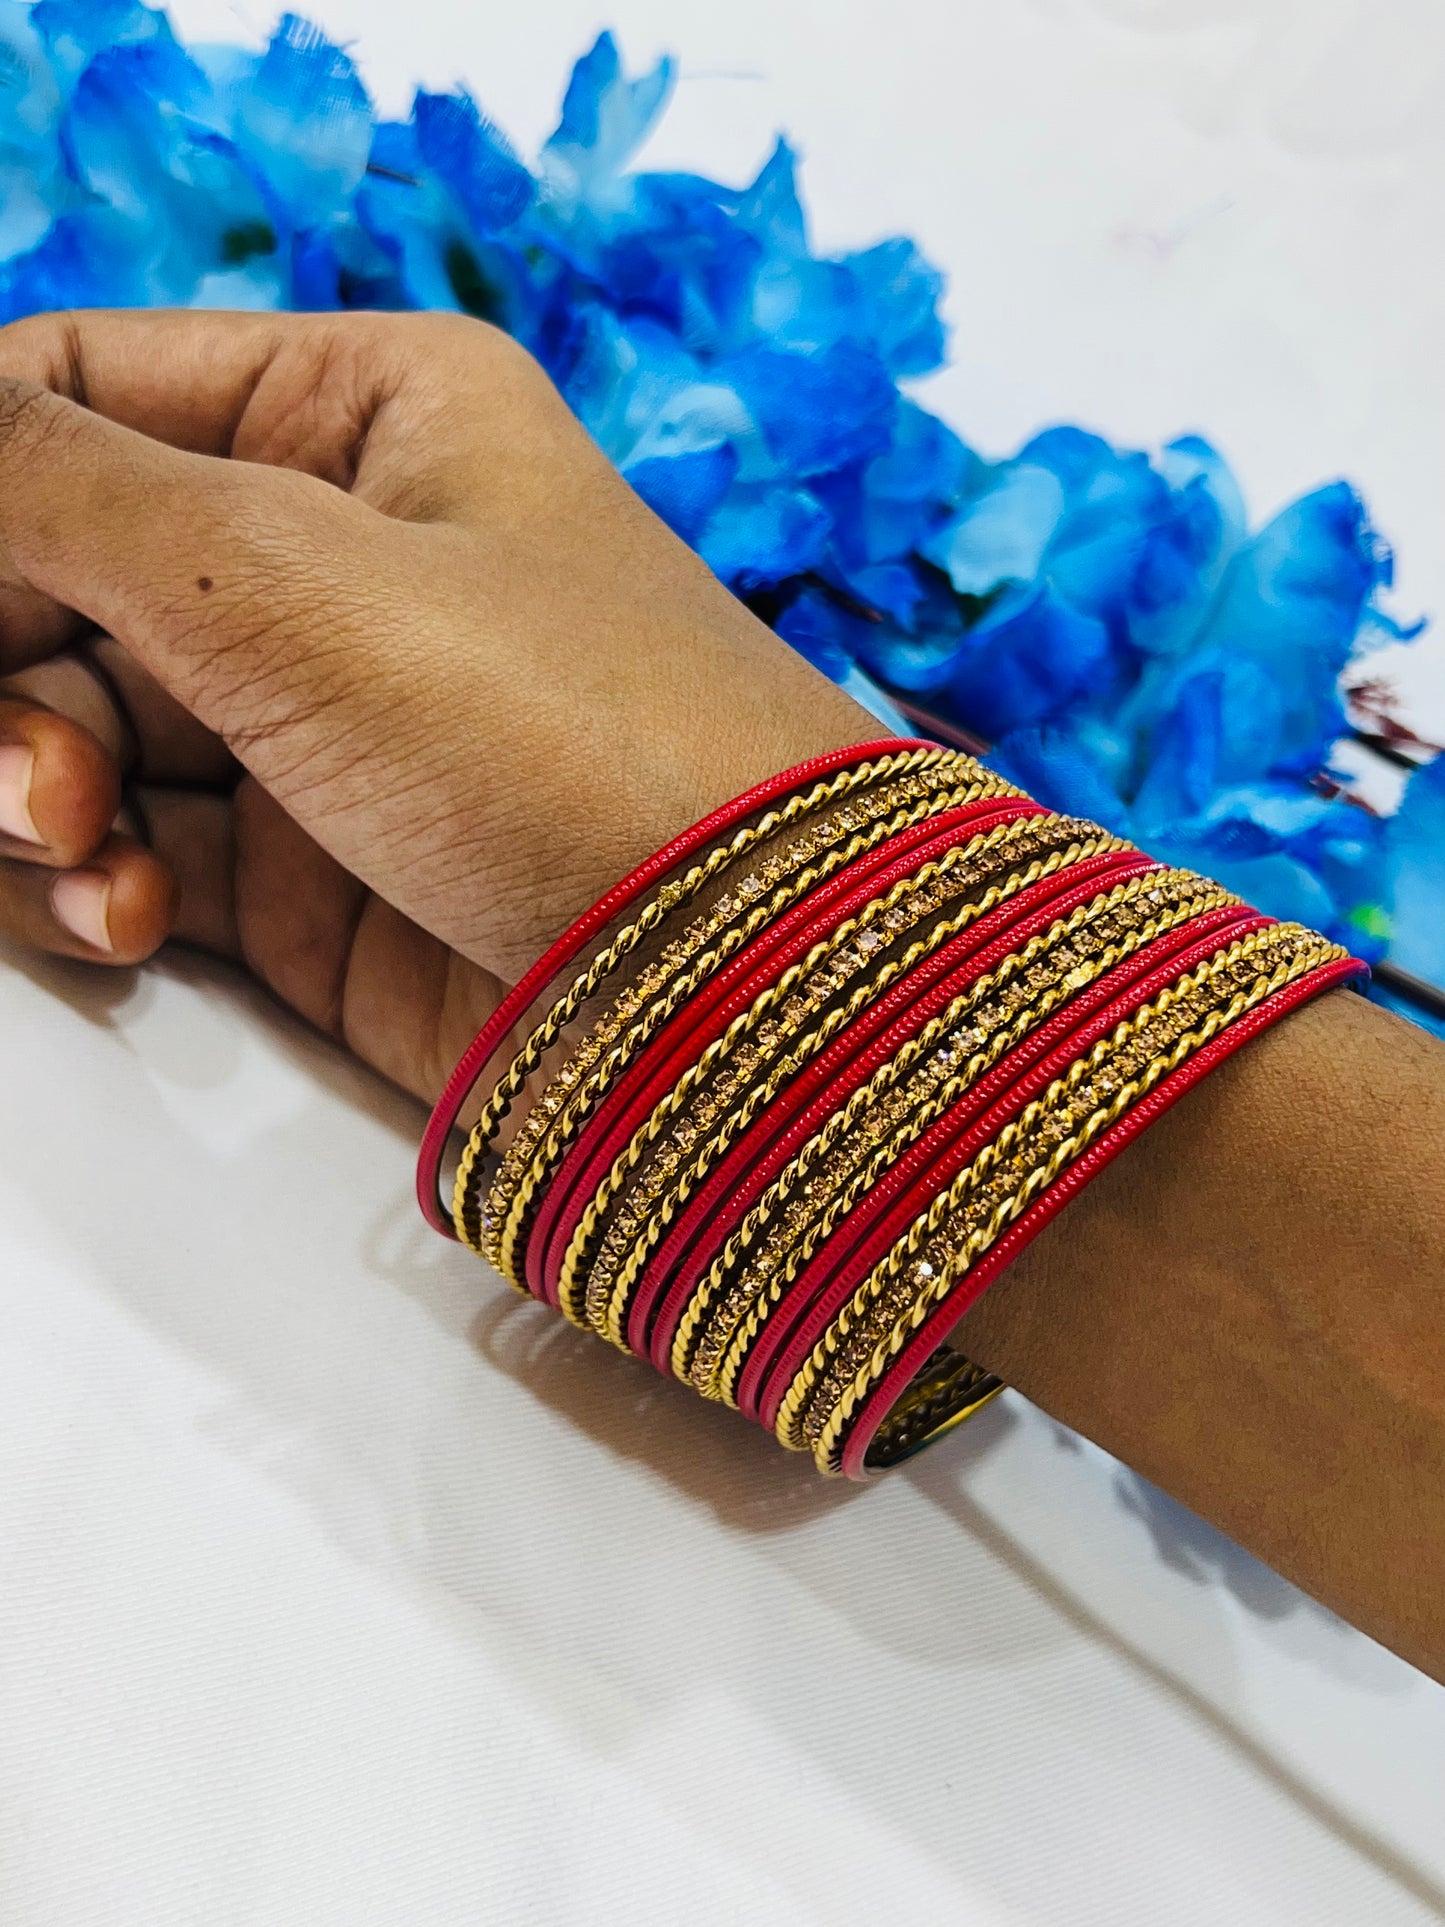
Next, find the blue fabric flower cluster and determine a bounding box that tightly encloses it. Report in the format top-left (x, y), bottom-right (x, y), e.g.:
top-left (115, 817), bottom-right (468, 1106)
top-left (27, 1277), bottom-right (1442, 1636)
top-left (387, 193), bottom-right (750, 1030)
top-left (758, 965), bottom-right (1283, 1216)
top-left (0, 1), bottom-right (1440, 1021)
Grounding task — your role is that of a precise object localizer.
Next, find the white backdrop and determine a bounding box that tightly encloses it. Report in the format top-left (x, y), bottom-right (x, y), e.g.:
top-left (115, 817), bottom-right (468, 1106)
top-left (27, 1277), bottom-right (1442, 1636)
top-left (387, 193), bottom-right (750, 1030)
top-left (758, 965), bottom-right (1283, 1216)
top-left (3, 2), bottom-right (1444, 1922)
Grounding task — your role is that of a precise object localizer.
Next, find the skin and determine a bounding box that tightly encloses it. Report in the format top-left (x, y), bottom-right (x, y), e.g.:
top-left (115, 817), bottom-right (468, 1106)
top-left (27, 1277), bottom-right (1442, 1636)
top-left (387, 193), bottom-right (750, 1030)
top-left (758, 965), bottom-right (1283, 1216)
top-left (0, 310), bottom-right (1441, 1680)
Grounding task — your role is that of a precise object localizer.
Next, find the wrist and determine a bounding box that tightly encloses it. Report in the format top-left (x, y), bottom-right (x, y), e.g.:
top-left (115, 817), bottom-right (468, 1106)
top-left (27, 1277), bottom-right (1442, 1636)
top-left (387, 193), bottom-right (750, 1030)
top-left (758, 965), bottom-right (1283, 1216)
top-left (422, 739), bottom-right (1362, 1480)
top-left (951, 989), bottom-right (1445, 1681)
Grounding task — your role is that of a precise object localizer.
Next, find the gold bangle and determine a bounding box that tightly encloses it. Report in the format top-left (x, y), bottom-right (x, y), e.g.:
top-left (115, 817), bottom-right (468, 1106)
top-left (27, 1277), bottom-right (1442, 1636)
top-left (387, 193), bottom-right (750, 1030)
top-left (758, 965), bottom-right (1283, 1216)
top-left (577, 815), bottom-right (1131, 1343)
top-left (782, 924), bottom-right (1347, 1469)
top-left (477, 760), bottom-right (1017, 1284)
top-left (864, 1349), bottom-right (1008, 1466)
top-left (682, 869), bottom-right (1238, 1402)
top-left (454, 745), bottom-right (984, 1254)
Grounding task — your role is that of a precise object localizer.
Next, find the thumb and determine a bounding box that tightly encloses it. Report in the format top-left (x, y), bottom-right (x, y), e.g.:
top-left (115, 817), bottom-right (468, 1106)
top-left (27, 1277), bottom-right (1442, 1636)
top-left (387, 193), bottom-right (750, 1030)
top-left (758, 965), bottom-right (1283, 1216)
top-left (0, 377), bottom-right (385, 751)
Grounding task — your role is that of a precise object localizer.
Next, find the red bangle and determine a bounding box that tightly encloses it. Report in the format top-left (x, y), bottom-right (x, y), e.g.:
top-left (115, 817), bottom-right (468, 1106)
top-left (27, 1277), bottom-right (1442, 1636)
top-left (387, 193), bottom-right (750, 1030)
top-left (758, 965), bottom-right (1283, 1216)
top-left (641, 851), bottom-right (1158, 1371)
top-left (749, 910), bottom-right (1269, 1429)
top-left (527, 798), bottom-right (1044, 1305)
top-left (838, 954), bottom-right (1364, 1476)
top-left (416, 738), bottom-right (928, 1236)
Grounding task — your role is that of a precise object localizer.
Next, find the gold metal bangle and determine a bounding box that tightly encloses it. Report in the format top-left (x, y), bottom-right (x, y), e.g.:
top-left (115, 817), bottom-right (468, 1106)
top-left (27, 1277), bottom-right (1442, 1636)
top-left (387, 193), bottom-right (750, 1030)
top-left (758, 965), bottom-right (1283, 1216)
top-left (683, 869), bottom-right (1238, 1402)
top-left (477, 763), bottom-right (1017, 1286)
top-left (582, 816), bottom-right (1132, 1346)
top-left (783, 925), bottom-right (1346, 1469)
top-left (452, 745), bottom-right (984, 1253)
top-left (863, 1349), bottom-right (1008, 1466)
top-left (655, 820), bottom-right (1140, 1379)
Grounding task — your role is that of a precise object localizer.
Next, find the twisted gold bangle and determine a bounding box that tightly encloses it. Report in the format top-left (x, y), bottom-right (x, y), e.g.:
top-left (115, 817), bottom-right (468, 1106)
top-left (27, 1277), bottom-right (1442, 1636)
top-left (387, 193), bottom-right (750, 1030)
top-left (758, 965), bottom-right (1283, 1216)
top-left (682, 869), bottom-right (1238, 1402)
top-left (578, 816), bottom-right (1130, 1343)
top-left (479, 762), bottom-right (1017, 1286)
top-left (782, 925), bottom-right (1347, 1469)
top-left (454, 745), bottom-right (991, 1254)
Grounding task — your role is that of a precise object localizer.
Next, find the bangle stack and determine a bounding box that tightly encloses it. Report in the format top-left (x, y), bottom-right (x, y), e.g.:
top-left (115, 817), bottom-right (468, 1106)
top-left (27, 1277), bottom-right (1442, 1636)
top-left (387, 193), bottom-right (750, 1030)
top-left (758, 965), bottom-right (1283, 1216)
top-left (419, 742), bottom-right (1364, 1476)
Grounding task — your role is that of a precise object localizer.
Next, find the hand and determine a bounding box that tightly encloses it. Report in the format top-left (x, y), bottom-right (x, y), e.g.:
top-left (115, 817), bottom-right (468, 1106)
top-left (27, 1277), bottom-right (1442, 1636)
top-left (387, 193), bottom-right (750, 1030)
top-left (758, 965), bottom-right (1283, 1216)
top-left (5, 322), bottom-right (1445, 1683)
top-left (0, 309), bottom-right (869, 1098)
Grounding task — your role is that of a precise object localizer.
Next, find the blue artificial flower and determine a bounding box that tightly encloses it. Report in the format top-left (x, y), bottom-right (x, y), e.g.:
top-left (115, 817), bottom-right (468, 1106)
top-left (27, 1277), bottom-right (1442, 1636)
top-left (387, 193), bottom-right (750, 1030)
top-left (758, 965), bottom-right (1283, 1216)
top-left (539, 28), bottom-right (673, 210)
top-left (0, 1), bottom-right (65, 258)
top-left (413, 90), bottom-right (532, 236)
top-left (0, 0), bottom-right (1435, 1020)
top-left (1381, 749), bottom-right (1445, 1013)
top-left (232, 14), bottom-right (371, 224)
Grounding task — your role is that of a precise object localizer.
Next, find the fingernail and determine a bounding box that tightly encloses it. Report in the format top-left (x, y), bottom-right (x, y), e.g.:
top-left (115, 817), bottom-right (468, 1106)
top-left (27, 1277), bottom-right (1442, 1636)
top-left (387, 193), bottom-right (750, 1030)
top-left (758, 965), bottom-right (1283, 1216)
top-left (0, 743), bottom-right (42, 844)
top-left (52, 871), bottom-right (114, 953)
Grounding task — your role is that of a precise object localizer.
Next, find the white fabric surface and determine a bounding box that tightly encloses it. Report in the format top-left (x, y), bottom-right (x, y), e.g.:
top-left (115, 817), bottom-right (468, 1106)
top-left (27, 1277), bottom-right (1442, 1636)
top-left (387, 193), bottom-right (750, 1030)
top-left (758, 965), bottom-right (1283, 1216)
top-left (4, 1), bottom-right (1445, 1920)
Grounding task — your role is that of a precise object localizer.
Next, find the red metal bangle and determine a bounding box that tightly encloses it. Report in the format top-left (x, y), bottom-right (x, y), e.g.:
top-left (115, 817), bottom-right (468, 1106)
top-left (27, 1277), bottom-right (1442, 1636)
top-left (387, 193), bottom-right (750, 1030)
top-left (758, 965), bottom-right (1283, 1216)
top-left (840, 955), bottom-right (1366, 1476)
top-left (526, 798), bottom-right (1044, 1304)
top-left (416, 739), bottom-right (932, 1237)
top-left (639, 851), bottom-right (1158, 1368)
top-left (748, 910), bottom-right (1267, 1428)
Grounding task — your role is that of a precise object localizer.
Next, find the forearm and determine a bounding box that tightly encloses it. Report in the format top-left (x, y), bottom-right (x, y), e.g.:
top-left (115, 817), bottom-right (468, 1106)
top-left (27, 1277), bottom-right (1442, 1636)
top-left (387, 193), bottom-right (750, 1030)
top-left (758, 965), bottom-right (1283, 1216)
top-left (491, 668), bottom-right (1445, 1674)
top-left (953, 987), bottom-right (1445, 1681)
top-left (591, 686), bottom-right (1445, 1676)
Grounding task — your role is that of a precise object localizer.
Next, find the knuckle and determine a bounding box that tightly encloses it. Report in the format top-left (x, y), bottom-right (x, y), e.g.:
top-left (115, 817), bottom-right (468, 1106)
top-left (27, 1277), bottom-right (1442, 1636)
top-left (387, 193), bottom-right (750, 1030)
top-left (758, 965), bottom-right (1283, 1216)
top-left (0, 304), bottom-right (96, 402)
top-left (0, 311), bottom-right (70, 382)
top-left (409, 311), bottom-right (545, 385)
top-left (0, 315), bottom-right (45, 373)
